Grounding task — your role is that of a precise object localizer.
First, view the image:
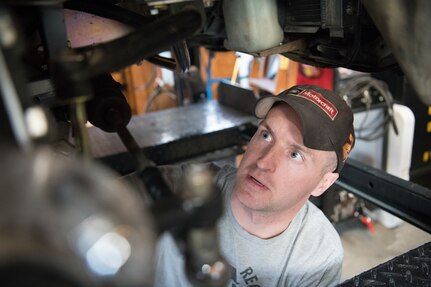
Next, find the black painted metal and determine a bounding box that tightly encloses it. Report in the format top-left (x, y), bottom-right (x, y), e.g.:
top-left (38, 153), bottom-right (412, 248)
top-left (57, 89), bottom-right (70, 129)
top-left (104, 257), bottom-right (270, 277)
top-left (90, 101), bottom-right (257, 174)
top-left (63, 0), bottom-right (157, 28)
top-left (99, 124), bottom-right (250, 175)
top-left (77, 7), bottom-right (203, 77)
top-left (40, 5), bottom-right (69, 58)
top-left (336, 158), bottom-right (431, 233)
top-left (339, 241), bottom-right (431, 286)
top-left (89, 101), bottom-right (256, 156)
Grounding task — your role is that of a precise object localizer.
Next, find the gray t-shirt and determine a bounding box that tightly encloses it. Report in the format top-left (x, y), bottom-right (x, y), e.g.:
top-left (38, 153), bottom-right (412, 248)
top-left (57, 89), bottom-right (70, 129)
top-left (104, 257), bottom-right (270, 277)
top-left (154, 164), bottom-right (343, 287)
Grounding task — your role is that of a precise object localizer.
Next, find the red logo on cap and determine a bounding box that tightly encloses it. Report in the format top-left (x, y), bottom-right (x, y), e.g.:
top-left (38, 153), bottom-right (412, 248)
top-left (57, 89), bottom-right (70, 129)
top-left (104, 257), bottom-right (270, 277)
top-left (296, 90), bottom-right (338, 120)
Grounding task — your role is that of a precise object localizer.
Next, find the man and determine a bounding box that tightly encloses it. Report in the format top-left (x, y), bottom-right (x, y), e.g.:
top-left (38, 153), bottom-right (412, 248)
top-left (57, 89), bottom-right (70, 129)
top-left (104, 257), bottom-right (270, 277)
top-left (154, 84), bottom-right (355, 286)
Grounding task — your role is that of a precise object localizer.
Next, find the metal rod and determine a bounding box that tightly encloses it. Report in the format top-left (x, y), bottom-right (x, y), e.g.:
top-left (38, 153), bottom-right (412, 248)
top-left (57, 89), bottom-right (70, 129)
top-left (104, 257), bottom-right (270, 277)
top-left (70, 96), bottom-right (91, 159)
top-left (0, 48), bottom-right (32, 152)
top-left (147, 55), bottom-right (177, 71)
top-left (117, 126), bottom-right (154, 170)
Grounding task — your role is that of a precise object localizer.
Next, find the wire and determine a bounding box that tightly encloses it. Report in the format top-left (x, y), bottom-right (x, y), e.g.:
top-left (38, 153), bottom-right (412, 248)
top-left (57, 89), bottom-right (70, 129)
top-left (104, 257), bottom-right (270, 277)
top-left (143, 78), bottom-right (176, 113)
top-left (338, 75), bottom-right (397, 141)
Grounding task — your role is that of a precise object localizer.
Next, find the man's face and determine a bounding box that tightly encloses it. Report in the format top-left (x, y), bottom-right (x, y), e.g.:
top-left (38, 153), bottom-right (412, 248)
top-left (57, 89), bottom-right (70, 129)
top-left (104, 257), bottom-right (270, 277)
top-left (233, 103), bottom-right (337, 214)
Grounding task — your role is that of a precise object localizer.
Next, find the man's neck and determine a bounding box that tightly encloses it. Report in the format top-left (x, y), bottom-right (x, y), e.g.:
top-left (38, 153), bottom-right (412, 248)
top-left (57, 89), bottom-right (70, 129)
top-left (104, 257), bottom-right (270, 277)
top-left (230, 193), bottom-right (302, 239)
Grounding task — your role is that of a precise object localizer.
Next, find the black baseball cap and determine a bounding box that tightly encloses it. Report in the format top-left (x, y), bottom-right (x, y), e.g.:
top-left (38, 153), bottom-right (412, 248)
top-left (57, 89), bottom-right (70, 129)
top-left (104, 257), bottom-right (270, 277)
top-left (254, 84), bottom-right (355, 173)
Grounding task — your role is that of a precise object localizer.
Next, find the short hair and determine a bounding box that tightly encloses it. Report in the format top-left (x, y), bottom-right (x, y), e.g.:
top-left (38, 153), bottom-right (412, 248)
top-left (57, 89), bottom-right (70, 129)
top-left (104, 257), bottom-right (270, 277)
top-left (322, 151), bottom-right (338, 175)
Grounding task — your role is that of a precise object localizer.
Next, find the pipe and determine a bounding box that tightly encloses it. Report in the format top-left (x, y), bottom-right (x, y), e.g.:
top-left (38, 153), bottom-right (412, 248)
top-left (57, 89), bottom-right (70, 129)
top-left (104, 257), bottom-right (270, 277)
top-left (73, 6), bottom-right (203, 78)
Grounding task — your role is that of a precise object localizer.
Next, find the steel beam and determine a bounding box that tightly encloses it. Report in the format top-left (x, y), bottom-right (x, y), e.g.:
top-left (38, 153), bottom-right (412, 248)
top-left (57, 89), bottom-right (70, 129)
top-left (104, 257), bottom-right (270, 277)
top-left (336, 158), bottom-right (431, 233)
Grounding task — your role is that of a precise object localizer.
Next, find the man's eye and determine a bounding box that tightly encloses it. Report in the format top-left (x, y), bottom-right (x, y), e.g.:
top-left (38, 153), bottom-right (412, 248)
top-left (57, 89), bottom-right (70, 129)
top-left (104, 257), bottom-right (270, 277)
top-left (261, 131), bottom-right (272, 142)
top-left (291, 151), bottom-right (303, 161)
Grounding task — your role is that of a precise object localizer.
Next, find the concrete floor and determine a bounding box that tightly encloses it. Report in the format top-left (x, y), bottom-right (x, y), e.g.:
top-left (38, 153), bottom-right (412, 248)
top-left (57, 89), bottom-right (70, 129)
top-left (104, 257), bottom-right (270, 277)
top-left (338, 218), bottom-right (431, 282)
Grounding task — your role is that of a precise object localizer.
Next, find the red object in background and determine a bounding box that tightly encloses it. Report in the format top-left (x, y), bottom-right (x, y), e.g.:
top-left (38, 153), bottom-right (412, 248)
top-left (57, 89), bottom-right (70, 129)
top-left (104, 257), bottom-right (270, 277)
top-left (296, 64), bottom-right (334, 90)
top-left (358, 215), bottom-right (375, 233)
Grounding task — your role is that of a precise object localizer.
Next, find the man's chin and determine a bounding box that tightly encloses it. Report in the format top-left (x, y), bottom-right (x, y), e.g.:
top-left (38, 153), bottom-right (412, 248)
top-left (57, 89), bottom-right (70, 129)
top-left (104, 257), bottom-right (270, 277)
top-left (235, 187), bottom-right (268, 210)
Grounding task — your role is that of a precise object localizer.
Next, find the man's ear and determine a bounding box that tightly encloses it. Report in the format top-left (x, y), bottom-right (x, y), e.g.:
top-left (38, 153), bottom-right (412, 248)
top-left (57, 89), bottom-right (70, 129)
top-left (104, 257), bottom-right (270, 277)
top-left (311, 172), bottom-right (339, 197)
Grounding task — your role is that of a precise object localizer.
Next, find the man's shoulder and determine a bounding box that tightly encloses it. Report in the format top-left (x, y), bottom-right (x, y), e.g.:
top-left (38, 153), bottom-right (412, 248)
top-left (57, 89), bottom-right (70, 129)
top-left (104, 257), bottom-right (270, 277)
top-left (305, 201), bottom-right (340, 235)
top-left (216, 164), bottom-right (236, 177)
top-left (298, 201), bottom-right (343, 255)
top-left (214, 164), bottom-right (237, 187)
top-left (282, 203), bottom-right (343, 286)
top-left (304, 201), bottom-right (334, 224)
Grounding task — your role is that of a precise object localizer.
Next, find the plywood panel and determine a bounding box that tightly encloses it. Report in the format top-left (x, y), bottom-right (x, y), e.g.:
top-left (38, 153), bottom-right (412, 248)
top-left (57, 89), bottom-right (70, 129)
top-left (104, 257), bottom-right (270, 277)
top-left (200, 47), bottom-right (237, 99)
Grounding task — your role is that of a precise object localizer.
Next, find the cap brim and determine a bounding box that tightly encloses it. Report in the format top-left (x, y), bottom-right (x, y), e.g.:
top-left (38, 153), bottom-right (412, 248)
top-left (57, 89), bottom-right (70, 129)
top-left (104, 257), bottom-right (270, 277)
top-left (255, 96), bottom-right (283, 119)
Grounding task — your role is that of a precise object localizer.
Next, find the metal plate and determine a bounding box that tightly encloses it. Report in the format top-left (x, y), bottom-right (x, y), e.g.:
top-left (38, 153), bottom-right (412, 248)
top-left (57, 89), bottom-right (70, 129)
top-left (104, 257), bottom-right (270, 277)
top-left (339, 241), bottom-right (431, 287)
top-left (88, 101), bottom-right (257, 173)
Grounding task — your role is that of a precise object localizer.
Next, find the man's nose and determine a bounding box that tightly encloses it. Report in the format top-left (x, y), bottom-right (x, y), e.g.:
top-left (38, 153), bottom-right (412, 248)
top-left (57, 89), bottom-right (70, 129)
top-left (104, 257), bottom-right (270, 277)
top-left (256, 146), bottom-right (277, 172)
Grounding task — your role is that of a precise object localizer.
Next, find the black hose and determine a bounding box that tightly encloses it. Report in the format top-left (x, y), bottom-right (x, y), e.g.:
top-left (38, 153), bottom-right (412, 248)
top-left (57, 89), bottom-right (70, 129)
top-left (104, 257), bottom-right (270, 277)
top-left (147, 54), bottom-right (177, 71)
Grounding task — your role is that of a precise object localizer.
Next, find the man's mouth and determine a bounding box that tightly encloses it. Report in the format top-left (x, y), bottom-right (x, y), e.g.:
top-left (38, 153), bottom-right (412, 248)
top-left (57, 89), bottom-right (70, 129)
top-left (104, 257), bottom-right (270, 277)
top-left (251, 176), bottom-right (264, 186)
top-left (249, 175), bottom-right (267, 189)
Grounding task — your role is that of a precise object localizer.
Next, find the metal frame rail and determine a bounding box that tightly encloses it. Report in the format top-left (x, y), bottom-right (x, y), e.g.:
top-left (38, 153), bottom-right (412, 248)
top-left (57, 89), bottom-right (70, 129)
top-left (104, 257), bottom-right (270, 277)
top-left (336, 158), bottom-right (431, 234)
